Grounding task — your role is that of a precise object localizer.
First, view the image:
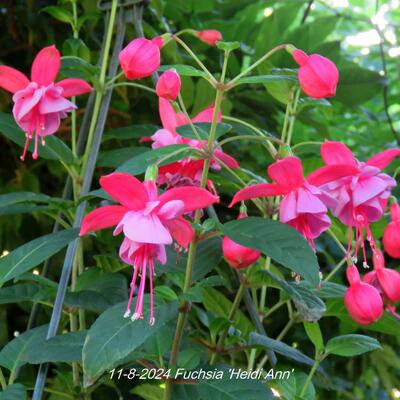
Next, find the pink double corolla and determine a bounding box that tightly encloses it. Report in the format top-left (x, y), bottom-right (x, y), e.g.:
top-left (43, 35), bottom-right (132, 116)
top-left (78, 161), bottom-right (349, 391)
top-left (150, 97), bottom-right (239, 189)
top-left (230, 156), bottom-right (358, 247)
top-left (0, 45), bottom-right (92, 160)
top-left (317, 141), bottom-right (400, 266)
top-left (80, 172), bottom-right (219, 324)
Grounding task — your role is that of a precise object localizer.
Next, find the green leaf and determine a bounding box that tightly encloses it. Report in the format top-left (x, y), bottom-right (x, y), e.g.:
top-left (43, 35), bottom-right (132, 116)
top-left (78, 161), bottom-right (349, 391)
top-left (63, 38), bottom-right (91, 62)
top-left (222, 217), bottom-right (320, 285)
top-left (325, 334), bottom-right (381, 357)
top-left (0, 283), bottom-right (42, 305)
top-left (202, 287), bottom-right (254, 337)
top-left (176, 122), bottom-right (232, 140)
top-left (102, 124), bottom-right (160, 141)
top-left (303, 322), bottom-right (324, 352)
top-left (178, 348), bottom-right (201, 369)
top-left (82, 300), bottom-right (178, 385)
top-left (216, 41), bottom-right (240, 51)
top-left (0, 192), bottom-right (69, 209)
top-left (258, 269), bottom-right (326, 322)
top-left (60, 56), bottom-right (99, 82)
top-left (0, 384), bottom-right (27, 400)
top-left (158, 64), bottom-right (206, 77)
top-left (0, 112), bottom-right (74, 163)
top-left (248, 332), bottom-right (316, 368)
top-left (131, 384), bottom-right (164, 400)
top-left (154, 286), bottom-right (178, 301)
top-left (117, 145), bottom-right (198, 175)
top-left (98, 147), bottom-right (147, 168)
top-left (198, 367), bottom-right (275, 399)
top-left (0, 325), bottom-right (48, 376)
top-left (24, 331), bottom-right (87, 364)
top-left (298, 281), bottom-right (346, 298)
top-left (336, 63), bottom-right (386, 106)
top-left (41, 6), bottom-right (73, 23)
top-left (236, 73), bottom-right (298, 86)
top-left (0, 229), bottom-right (79, 286)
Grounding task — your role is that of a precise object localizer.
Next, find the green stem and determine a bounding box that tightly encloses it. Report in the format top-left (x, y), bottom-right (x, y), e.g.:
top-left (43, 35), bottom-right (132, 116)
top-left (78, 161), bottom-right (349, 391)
top-left (222, 115), bottom-right (278, 158)
top-left (263, 300), bottom-right (286, 319)
top-left (177, 93), bottom-right (203, 141)
top-left (81, 0), bottom-right (118, 173)
top-left (327, 229), bottom-right (348, 258)
top-left (300, 357), bottom-right (320, 397)
top-left (210, 283), bottom-right (245, 365)
top-left (280, 94), bottom-right (292, 143)
top-left (108, 81), bottom-right (156, 93)
top-left (165, 50), bottom-right (229, 400)
top-left (0, 367), bottom-right (6, 390)
top-left (285, 89), bottom-right (301, 146)
top-left (292, 141), bottom-right (324, 151)
top-left (106, 70), bottom-right (124, 86)
top-left (173, 35), bottom-right (218, 86)
top-left (227, 44), bottom-right (289, 87)
top-left (156, 147), bottom-right (198, 167)
top-left (219, 134), bottom-right (282, 147)
top-left (325, 257), bottom-right (347, 281)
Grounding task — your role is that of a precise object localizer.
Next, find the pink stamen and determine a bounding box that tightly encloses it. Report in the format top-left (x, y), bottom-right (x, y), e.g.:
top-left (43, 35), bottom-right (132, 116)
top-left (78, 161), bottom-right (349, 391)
top-left (132, 258), bottom-right (147, 321)
top-left (20, 133), bottom-right (30, 161)
top-left (124, 264), bottom-right (139, 318)
top-left (32, 131), bottom-right (39, 160)
top-left (149, 260), bottom-right (155, 325)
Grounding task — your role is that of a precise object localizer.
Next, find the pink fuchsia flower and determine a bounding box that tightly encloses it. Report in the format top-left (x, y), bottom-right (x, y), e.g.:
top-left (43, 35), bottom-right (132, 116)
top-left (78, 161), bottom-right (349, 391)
top-left (345, 264), bottom-right (383, 325)
top-left (229, 156), bottom-right (358, 248)
top-left (383, 203), bottom-right (400, 258)
top-left (80, 172), bottom-right (219, 324)
top-left (196, 30), bottom-right (222, 46)
top-left (291, 49), bottom-right (339, 98)
top-left (222, 211), bottom-right (261, 269)
top-left (363, 250), bottom-right (400, 305)
top-left (156, 69), bottom-right (181, 100)
top-left (318, 141), bottom-right (400, 266)
top-left (0, 45), bottom-right (92, 160)
top-left (119, 38), bottom-right (161, 80)
top-left (150, 98), bottom-right (239, 188)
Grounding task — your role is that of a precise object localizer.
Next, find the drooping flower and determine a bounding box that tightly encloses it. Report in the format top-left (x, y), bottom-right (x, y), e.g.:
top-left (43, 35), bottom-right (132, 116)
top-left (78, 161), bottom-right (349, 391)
top-left (196, 30), bottom-right (222, 46)
top-left (222, 211), bottom-right (261, 269)
top-left (80, 172), bottom-right (219, 324)
top-left (345, 264), bottom-right (383, 325)
top-left (156, 69), bottom-right (181, 100)
top-left (119, 38), bottom-right (161, 80)
top-left (229, 156), bottom-right (358, 247)
top-left (318, 141), bottom-right (400, 266)
top-left (383, 203), bottom-right (400, 258)
top-left (291, 49), bottom-right (339, 98)
top-left (150, 97), bottom-right (238, 189)
top-left (363, 250), bottom-right (400, 305)
top-left (0, 45), bottom-right (92, 160)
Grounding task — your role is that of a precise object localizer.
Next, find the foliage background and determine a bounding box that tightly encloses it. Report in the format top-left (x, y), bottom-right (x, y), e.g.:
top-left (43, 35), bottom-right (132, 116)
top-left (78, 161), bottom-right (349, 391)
top-left (0, 0), bottom-right (399, 399)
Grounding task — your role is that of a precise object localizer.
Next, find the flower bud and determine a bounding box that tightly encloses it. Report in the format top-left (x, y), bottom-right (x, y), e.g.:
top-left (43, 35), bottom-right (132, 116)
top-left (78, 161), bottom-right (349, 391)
top-left (156, 69), bottom-right (181, 100)
top-left (196, 30), bottom-right (222, 46)
top-left (383, 204), bottom-right (400, 258)
top-left (344, 265), bottom-right (383, 325)
top-left (376, 267), bottom-right (400, 303)
top-left (119, 38), bottom-right (160, 80)
top-left (292, 49), bottom-right (339, 98)
top-left (222, 212), bottom-right (260, 269)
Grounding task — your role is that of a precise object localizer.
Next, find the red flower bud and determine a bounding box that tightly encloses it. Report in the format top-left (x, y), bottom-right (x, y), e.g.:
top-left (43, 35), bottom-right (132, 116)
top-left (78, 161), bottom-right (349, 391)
top-left (119, 38), bottom-right (160, 80)
top-left (222, 212), bottom-right (260, 269)
top-left (344, 265), bottom-right (383, 325)
top-left (383, 204), bottom-right (400, 258)
top-left (156, 69), bottom-right (181, 100)
top-left (197, 30), bottom-right (222, 46)
top-left (292, 49), bottom-right (339, 98)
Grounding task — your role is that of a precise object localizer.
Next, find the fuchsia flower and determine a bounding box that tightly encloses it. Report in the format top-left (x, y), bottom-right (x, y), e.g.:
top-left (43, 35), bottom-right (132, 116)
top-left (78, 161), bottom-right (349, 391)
top-left (0, 45), bottom-right (92, 160)
top-left (345, 264), bottom-right (383, 325)
top-left (156, 69), bottom-right (181, 100)
top-left (383, 203), bottom-right (400, 259)
top-left (230, 157), bottom-right (358, 247)
top-left (222, 211), bottom-right (261, 269)
top-left (196, 30), bottom-right (222, 46)
top-left (119, 38), bottom-right (161, 80)
top-left (150, 98), bottom-right (239, 188)
top-left (292, 49), bottom-right (339, 98)
top-left (318, 141), bottom-right (400, 266)
top-left (80, 172), bottom-right (219, 324)
top-left (363, 250), bottom-right (400, 306)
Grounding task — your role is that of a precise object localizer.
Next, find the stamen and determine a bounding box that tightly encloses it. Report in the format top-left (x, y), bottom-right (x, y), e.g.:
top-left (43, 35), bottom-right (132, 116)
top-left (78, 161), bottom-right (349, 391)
top-left (32, 131), bottom-right (39, 160)
top-left (149, 260), bottom-right (155, 326)
top-left (125, 264), bottom-right (139, 317)
top-left (20, 133), bottom-right (30, 161)
top-left (133, 257), bottom-right (147, 320)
